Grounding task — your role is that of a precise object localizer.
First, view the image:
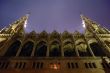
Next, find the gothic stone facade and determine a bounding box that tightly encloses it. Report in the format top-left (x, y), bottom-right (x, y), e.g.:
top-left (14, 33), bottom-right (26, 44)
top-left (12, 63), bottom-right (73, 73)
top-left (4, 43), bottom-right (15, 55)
top-left (0, 15), bottom-right (110, 73)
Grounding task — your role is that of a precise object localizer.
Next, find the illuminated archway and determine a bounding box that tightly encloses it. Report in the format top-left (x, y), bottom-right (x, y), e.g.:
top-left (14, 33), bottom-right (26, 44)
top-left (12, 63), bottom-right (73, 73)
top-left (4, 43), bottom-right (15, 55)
top-left (76, 41), bottom-right (91, 57)
top-left (49, 41), bottom-right (61, 57)
top-left (63, 41), bottom-right (76, 57)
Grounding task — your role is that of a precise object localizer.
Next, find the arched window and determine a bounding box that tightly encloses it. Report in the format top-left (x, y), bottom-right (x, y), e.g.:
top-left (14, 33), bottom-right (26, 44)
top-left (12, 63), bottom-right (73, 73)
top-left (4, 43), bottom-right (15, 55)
top-left (34, 41), bottom-right (47, 57)
top-left (19, 41), bottom-right (34, 56)
top-left (49, 41), bottom-right (61, 57)
top-left (76, 42), bottom-right (91, 57)
top-left (90, 42), bottom-right (106, 56)
top-left (63, 41), bottom-right (76, 57)
top-left (4, 40), bottom-right (21, 57)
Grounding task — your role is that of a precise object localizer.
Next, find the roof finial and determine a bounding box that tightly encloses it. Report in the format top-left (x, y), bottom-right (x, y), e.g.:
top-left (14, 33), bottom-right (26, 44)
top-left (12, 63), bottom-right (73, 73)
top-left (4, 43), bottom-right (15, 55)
top-left (80, 12), bottom-right (83, 19)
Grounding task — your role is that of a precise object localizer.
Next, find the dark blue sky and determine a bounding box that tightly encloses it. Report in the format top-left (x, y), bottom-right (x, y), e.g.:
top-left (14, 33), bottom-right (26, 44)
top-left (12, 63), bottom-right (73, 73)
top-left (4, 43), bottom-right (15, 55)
top-left (0, 0), bottom-right (110, 33)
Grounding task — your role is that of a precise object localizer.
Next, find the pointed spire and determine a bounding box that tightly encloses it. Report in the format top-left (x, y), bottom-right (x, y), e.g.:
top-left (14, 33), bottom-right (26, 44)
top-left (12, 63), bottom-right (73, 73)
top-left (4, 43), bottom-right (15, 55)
top-left (80, 14), bottom-right (89, 28)
top-left (80, 14), bottom-right (87, 29)
top-left (9, 14), bottom-right (30, 34)
top-left (0, 14), bottom-right (30, 35)
top-left (80, 14), bottom-right (110, 34)
top-left (23, 14), bottom-right (29, 28)
top-left (80, 14), bottom-right (101, 33)
top-left (80, 14), bottom-right (84, 20)
top-left (80, 14), bottom-right (91, 22)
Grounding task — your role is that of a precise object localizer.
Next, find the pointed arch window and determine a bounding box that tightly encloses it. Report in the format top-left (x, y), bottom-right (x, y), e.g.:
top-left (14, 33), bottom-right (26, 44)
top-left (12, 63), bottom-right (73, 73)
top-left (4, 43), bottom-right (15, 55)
top-left (63, 41), bottom-right (76, 57)
top-left (34, 41), bottom-right (47, 57)
top-left (4, 40), bottom-right (21, 57)
top-left (49, 41), bottom-right (61, 57)
top-left (19, 41), bottom-right (34, 56)
top-left (90, 42), bottom-right (106, 56)
top-left (76, 42), bottom-right (91, 57)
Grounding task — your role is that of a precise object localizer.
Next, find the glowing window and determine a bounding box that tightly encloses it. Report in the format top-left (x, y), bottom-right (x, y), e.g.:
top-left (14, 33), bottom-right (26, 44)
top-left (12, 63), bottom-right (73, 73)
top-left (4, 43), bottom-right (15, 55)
top-left (49, 63), bottom-right (60, 70)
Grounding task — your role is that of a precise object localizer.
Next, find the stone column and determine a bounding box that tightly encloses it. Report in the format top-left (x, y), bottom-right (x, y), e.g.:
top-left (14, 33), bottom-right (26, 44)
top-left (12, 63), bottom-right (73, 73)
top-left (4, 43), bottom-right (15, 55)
top-left (31, 42), bottom-right (36, 56)
top-left (84, 34), bottom-right (95, 57)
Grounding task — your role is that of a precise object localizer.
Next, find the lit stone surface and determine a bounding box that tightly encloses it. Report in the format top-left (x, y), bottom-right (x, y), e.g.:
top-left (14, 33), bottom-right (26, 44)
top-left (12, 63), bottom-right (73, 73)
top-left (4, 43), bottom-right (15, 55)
top-left (0, 14), bottom-right (110, 73)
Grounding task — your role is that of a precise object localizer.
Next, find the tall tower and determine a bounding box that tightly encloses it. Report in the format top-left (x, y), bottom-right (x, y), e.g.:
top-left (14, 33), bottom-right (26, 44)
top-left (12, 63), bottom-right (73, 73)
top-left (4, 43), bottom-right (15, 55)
top-left (0, 14), bottom-right (110, 73)
top-left (81, 14), bottom-right (110, 57)
top-left (0, 14), bottom-right (29, 56)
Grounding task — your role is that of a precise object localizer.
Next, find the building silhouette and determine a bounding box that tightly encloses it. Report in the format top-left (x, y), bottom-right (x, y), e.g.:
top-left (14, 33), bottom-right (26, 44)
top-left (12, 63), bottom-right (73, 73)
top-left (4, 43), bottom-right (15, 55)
top-left (0, 14), bottom-right (110, 73)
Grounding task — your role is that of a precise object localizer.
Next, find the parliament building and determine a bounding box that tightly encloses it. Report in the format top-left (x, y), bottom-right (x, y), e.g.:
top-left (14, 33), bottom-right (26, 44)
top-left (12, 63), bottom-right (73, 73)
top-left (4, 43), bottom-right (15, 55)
top-left (0, 14), bottom-right (110, 73)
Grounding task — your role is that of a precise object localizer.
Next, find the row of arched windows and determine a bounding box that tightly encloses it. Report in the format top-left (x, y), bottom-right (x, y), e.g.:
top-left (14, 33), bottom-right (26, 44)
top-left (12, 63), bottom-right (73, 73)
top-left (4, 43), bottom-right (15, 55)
top-left (4, 40), bottom-right (106, 57)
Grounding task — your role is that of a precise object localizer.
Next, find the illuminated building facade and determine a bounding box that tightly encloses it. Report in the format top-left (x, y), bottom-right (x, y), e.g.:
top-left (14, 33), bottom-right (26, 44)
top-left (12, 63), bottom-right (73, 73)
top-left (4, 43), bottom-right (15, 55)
top-left (0, 14), bottom-right (110, 73)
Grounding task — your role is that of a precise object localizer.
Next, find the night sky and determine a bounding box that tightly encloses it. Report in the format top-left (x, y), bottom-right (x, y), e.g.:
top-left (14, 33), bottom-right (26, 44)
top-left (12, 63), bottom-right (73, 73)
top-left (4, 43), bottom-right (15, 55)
top-left (0, 0), bottom-right (110, 33)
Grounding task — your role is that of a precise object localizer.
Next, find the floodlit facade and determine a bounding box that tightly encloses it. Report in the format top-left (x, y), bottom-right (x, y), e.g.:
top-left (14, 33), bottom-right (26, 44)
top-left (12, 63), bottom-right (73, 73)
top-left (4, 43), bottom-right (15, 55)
top-left (0, 14), bottom-right (110, 73)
